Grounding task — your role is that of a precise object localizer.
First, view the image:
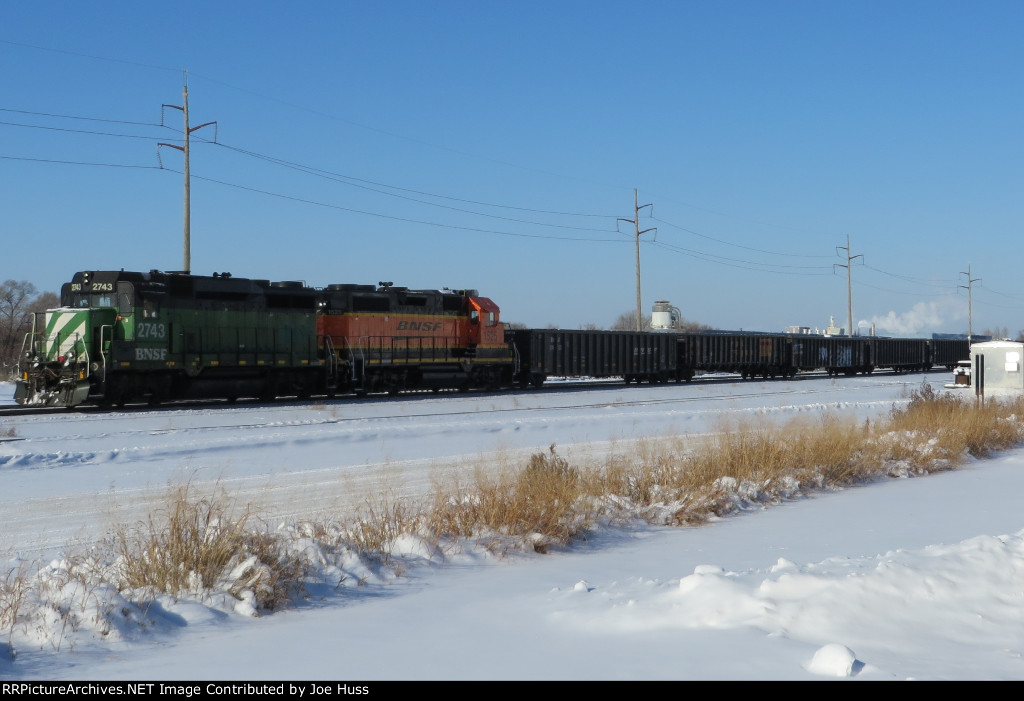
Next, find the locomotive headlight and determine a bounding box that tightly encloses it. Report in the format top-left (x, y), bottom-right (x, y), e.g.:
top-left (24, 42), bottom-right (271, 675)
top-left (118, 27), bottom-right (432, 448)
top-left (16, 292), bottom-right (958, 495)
top-left (91, 362), bottom-right (99, 372)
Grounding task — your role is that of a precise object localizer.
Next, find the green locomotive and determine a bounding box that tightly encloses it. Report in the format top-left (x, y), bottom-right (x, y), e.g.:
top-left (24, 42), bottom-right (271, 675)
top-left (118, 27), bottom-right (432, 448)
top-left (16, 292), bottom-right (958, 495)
top-left (15, 270), bottom-right (323, 407)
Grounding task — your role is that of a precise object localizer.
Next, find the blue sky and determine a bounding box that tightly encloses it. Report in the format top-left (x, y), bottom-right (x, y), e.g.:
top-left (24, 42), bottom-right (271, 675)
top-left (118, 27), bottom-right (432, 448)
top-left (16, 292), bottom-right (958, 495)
top-left (3, 1), bottom-right (1022, 334)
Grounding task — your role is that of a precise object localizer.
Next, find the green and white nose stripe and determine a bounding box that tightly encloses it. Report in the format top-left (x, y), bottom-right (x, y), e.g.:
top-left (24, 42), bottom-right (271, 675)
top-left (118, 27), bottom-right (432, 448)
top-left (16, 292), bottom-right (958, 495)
top-left (43, 309), bottom-right (89, 361)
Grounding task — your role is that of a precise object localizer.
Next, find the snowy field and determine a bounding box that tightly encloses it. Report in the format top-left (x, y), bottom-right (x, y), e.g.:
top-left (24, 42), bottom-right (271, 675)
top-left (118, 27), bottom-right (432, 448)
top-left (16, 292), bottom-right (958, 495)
top-left (2, 374), bottom-right (1024, 681)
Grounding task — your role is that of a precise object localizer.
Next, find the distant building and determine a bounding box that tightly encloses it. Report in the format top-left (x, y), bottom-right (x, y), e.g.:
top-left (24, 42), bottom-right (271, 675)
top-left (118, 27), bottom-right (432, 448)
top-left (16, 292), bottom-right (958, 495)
top-left (933, 333), bottom-right (993, 342)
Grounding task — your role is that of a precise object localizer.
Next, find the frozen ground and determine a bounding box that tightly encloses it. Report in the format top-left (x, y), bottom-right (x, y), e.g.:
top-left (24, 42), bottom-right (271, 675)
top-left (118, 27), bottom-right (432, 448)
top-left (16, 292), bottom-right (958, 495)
top-left (2, 374), bottom-right (1023, 680)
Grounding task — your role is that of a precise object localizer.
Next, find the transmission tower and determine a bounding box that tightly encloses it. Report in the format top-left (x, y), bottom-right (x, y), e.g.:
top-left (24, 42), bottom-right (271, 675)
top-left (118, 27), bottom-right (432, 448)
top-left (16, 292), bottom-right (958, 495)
top-left (960, 264), bottom-right (981, 341)
top-left (618, 189), bottom-right (656, 331)
top-left (158, 71), bottom-right (217, 274)
top-left (834, 235), bottom-right (863, 336)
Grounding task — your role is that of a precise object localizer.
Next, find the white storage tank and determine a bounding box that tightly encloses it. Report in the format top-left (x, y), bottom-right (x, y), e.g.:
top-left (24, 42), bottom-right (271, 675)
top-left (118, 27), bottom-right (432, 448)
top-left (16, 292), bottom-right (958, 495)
top-left (650, 300), bottom-right (681, 331)
top-left (971, 340), bottom-right (1024, 397)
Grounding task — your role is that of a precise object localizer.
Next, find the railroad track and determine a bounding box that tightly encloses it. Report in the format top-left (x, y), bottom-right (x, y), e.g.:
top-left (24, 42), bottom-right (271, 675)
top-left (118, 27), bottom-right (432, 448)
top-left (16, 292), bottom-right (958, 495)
top-left (0, 375), bottom-right (933, 447)
top-left (0, 368), bottom-right (945, 421)
top-left (0, 372), bottom-right (938, 561)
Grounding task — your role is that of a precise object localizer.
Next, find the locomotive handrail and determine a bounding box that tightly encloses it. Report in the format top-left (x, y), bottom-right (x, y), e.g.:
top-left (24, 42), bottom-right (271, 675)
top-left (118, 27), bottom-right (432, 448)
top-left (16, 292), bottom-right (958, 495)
top-left (347, 337), bottom-right (367, 386)
top-left (19, 331), bottom-right (36, 362)
top-left (99, 324), bottom-right (112, 375)
top-left (321, 334), bottom-right (338, 385)
top-left (19, 311), bottom-right (44, 360)
top-left (72, 331), bottom-right (89, 371)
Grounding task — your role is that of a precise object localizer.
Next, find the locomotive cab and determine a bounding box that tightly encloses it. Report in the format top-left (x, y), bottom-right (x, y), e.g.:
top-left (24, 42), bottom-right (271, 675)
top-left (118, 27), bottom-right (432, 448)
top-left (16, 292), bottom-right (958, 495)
top-left (15, 271), bottom-right (137, 406)
top-left (466, 296), bottom-right (502, 353)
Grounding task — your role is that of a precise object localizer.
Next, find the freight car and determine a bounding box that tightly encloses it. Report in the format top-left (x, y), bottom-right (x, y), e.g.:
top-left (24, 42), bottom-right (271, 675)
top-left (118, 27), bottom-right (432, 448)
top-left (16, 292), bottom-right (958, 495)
top-left (508, 332), bottom-right (969, 387)
top-left (928, 338), bottom-right (971, 371)
top-left (686, 332), bottom-right (794, 380)
top-left (511, 328), bottom-right (676, 388)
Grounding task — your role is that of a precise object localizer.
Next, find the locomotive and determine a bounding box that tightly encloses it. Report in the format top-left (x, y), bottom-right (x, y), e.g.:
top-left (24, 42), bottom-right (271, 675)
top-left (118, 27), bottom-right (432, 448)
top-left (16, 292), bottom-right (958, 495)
top-left (14, 269), bottom-right (971, 408)
top-left (14, 270), bottom-right (513, 407)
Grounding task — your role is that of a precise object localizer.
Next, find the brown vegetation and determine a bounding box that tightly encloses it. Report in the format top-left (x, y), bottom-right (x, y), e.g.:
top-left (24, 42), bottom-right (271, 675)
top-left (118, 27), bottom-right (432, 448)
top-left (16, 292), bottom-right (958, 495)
top-left (113, 482), bottom-right (307, 611)
top-left (2, 384), bottom-right (1022, 644)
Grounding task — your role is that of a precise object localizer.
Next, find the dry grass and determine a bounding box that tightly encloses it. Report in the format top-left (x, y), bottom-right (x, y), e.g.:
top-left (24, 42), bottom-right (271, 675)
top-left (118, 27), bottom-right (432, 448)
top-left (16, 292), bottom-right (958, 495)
top-left (112, 482), bottom-right (306, 611)
top-left (6, 382), bottom-right (1024, 654)
top-left (417, 387), bottom-right (1024, 542)
top-left (0, 562), bottom-right (30, 647)
top-left (428, 447), bottom-right (597, 553)
top-left (887, 383), bottom-right (1024, 461)
top-left (339, 489), bottom-right (427, 561)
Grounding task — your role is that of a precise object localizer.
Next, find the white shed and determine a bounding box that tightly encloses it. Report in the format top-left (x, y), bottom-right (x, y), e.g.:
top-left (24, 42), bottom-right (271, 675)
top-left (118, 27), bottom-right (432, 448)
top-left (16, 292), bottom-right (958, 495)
top-left (971, 340), bottom-right (1024, 397)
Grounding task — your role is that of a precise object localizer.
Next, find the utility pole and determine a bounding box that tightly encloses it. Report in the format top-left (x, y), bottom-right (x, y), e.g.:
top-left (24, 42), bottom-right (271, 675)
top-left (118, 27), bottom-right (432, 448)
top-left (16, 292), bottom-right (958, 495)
top-left (618, 189), bottom-right (656, 331)
top-left (158, 71), bottom-right (217, 275)
top-left (834, 235), bottom-right (863, 336)
top-left (960, 264), bottom-right (981, 342)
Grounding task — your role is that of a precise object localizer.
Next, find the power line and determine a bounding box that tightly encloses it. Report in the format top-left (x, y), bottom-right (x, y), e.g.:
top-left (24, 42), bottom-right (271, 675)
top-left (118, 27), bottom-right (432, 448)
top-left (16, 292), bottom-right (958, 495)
top-left (206, 143), bottom-right (617, 232)
top-left (2, 107), bottom-right (622, 231)
top-left (862, 264), bottom-right (955, 289)
top-left (209, 140), bottom-right (621, 219)
top-left (851, 278), bottom-right (956, 296)
top-left (0, 119), bottom-right (177, 142)
top-left (652, 215), bottom-right (834, 259)
top-left (0, 39), bottom-right (180, 73)
top-left (7, 146), bottom-right (626, 243)
top-left (648, 240), bottom-right (834, 275)
top-left (0, 107), bottom-right (163, 127)
top-left (0, 89), bottom-right (1005, 299)
top-left (170, 168), bottom-right (628, 243)
top-left (0, 155), bottom-right (163, 169)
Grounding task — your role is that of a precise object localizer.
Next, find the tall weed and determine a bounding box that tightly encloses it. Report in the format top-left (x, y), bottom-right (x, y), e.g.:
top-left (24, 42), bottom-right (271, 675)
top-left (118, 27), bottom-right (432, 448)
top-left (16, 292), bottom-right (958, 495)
top-left (113, 483), bottom-right (305, 611)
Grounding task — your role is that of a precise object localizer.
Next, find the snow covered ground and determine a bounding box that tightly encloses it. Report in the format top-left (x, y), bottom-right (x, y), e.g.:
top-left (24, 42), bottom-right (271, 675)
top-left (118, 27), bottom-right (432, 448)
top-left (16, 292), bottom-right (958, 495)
top-left (2, 374), bottom-right (1023, 681)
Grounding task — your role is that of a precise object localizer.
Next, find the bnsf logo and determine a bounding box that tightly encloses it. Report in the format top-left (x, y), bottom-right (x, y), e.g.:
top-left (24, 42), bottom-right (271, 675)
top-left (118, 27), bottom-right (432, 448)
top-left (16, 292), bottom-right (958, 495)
top-left (397, 321), bottom-right (443, 331)
top-left (135, 348), bottom-right (168, 361)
